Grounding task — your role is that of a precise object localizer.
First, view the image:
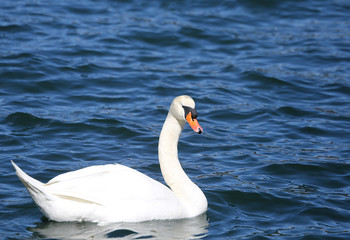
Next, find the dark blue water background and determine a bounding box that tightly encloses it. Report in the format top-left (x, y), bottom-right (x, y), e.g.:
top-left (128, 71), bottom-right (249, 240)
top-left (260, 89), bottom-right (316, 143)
top-left (1, 0), bottom-right (350, 239)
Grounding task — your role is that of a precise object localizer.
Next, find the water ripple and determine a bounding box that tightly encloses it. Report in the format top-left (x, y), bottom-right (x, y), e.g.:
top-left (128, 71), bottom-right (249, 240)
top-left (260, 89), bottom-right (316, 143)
top-left (1, 0), bottom-right (350, 239)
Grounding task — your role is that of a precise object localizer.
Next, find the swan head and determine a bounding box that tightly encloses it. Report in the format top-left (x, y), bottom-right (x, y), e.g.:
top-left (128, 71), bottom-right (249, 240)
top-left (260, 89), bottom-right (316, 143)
top-left (170, 95), bottom-right (203, 134)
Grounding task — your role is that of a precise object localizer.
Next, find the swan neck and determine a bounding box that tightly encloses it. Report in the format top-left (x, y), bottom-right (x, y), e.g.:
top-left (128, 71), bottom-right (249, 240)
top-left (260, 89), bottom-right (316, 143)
top-left (158, 108), bottom-right (207, 217)
top-left (158, 112), bottom-right (187, 188)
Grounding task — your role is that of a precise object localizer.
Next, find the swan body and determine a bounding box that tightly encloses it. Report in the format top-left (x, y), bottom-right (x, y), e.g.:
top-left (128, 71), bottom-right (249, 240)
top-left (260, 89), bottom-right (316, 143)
top-left (12, 95), bottom-right (207, 223)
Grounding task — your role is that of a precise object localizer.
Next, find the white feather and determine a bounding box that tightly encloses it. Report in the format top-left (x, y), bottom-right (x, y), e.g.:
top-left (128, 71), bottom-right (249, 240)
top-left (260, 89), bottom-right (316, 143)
top-left (12, 95), bottom-right (207, 223)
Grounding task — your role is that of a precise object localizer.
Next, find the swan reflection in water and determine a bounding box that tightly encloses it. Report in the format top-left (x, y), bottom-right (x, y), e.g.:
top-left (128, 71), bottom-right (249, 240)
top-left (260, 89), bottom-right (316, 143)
top-left (29, 213), bottom-right (208, 240)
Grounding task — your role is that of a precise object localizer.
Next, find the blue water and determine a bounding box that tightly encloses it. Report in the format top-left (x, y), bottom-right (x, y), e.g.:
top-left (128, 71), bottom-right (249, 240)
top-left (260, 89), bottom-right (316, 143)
top-left (1, 0), bottom-right (350, 239)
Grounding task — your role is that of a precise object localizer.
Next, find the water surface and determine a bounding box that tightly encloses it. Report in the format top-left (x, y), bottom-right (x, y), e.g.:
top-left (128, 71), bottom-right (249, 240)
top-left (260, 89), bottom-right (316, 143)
top-left (1, 0), bottom-right (350, 239)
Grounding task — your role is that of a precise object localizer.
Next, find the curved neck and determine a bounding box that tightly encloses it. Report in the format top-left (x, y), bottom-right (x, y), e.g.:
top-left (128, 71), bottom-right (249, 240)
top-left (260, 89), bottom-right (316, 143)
top-left (158, 112), bottom-right (189, 189)
top-left (158, 112), bottom-right (207, 216)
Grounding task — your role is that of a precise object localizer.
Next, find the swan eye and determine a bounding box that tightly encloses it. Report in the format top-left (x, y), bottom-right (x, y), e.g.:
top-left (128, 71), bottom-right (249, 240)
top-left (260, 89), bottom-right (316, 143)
top-left (183, 106), bottom-right (198, 120)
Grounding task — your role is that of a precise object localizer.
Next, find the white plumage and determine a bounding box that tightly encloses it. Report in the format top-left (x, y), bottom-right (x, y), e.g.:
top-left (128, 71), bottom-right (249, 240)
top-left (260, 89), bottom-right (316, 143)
top-left (12, 95), bottom-right (207, 223)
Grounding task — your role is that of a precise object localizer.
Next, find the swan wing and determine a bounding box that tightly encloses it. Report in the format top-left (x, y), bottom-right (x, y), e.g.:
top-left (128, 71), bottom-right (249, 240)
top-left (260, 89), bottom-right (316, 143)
top-left (45, 164), bottom-right (178, 207)
top-left (13, 162), bottom-right (186, 222)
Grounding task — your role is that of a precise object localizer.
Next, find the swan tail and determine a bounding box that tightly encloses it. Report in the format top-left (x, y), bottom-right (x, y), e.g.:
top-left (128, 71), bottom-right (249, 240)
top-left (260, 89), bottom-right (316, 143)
top-left (11, 161), bottom-right (54, 208)
top-left (12, 161), bottom-right (103, 204)
top-left (12, 161), bottom-right (103, 221)
top-left (12, 161), bottom-right (44, 192)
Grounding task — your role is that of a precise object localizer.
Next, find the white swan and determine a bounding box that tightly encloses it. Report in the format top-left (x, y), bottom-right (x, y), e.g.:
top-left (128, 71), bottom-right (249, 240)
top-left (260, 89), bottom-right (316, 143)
top-left (12, 95), bottom-right (207, 223)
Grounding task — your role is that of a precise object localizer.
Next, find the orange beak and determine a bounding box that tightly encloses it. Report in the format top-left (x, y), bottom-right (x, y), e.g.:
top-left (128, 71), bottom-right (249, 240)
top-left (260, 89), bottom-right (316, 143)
top-left (186, 112), bottom-right (203, 134)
